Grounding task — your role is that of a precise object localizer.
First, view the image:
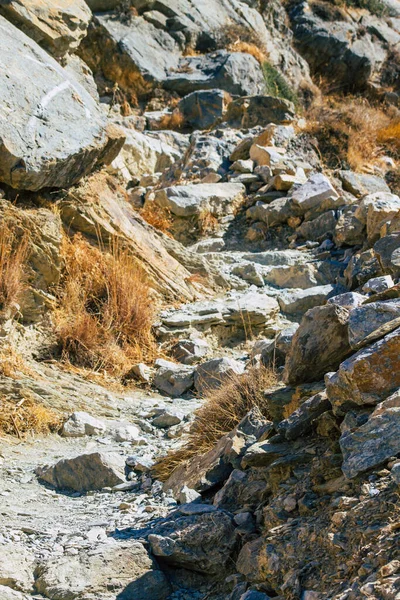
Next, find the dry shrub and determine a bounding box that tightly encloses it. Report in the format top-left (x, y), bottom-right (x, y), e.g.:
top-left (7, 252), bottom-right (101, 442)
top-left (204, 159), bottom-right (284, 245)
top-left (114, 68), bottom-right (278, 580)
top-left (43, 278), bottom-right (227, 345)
top-left (305, 96), bottom-right (400, 171)
top-left (0, 224), bottom-right (29, 315)
top-left (54, 234), bottom-right (157, 377)
top-left (0, 395), bottom-right (61, 438)
top-left (218, 23), bottom-right (267, 64)
top-left (157, 109), bottom-right (185, 130)
top-left (0, 346), bottom-right (37, 379)
top-left (153, 367), bottom-right (277, 481)
top-left (140, 203), bottom-right (173, 236)
top-left (228, 40), bottom-right (266, 64)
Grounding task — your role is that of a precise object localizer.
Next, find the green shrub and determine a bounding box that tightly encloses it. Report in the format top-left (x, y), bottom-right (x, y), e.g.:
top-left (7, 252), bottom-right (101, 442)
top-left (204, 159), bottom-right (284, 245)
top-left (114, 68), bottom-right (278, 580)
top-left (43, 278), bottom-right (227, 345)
top-left (262, 62), bottom-right (298, 105)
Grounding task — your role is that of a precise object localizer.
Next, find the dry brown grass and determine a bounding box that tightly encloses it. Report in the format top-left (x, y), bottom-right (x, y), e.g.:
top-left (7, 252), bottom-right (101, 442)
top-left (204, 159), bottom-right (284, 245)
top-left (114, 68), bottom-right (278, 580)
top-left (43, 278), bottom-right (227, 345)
top-left (53, 234), bottom-right (157, 378)
top-left (305, 96), bottom-right (400, 171)
top-left (157, 109), bottom-right (185, 130)
top-left (218, 23), bottom-right (267, 64)
top-left (153, 367), bottom-right (277, 481)
top-left (0, 346), bottom-right (38, 380)
top-left (0, 395), bottom-right (61, 439)
top-left (0, 224), bottom-right (29, 316)
top-left (140, 203), bottom-right (173, 236)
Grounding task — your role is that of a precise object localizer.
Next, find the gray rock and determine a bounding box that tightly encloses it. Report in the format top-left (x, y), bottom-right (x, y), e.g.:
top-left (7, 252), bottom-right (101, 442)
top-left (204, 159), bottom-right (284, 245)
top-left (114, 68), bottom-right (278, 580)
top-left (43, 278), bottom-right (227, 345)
top-left (61, 411), bottom-right (106, 438)
top-left (277, 391), bottom-right (331, 440)
top-left (348, 300), bottom-right (400, 348)
top-left (213, 469), bottom-right (267, 512)
top-left (334, 205), bottom-right (365, 248)
top-left (241, 440), bottom-right (290, 469)
top-left (326, 326), bottom-right (400, 415)
top-left (195, 357), bottom-right (245, 395)
top-left (153, 408), bottom-right (184, 428)
top-left (356, 192), bottom-right (400, 244)
top-left (340, 391), bottom-right (400, 479)
top-left (148, 510), bottom-right (237, 575)
top-left (327, 292), bottom-right (366, 310)
top-left (0, 544), bottom-right (34, 593)
top-left (171, 338), bottom-right (210, 365)
top-left (290, 174), bottom-right (339, 213)
top-left (35, 542), bottom-right (171, 600)
top-left (363, 275), bottom-right (394, 294)
top-left (284, 304), bottom-right (351, 385)
top-left (232, 262), bottom-right (265, 287)
top-left (178, 89), bottom-right (228, 129)
top-left (374, 233), bottom-right (400, 275)
top-left (153, 359), bottom-right (195, 397)
top-left (0, 0), bottom-right (91, 58)
top-left (177, 486), bottom-right (202, 504)
top-left (391, 462), bottom-right (400, 485)
top-left (0, 16), bottom-right (122, 191)
top-left (339, 171), bottom-right (390, 197)
top-left (246, 197), bottom-right (294, 228)
top-left (278, 285), bottom-right (335, 315)
top-left (189, 238), bottom-right (225, 253)
top-left (36, 452), bottom-right (126, 492)
top-left (264, 263), bottom-right (320, 289)
top-left (164, 51), bottom-right (265, 97)
top-left (231, 159), bottom-right (254, 173)
top-left (240, 592), bottom-right (272, 600)
top-left (297, 210), bottom-right (337, 242)
top-left (0, 587), bottom-right (31, 600)
top-left (153, 182), bottom-right (245, 217)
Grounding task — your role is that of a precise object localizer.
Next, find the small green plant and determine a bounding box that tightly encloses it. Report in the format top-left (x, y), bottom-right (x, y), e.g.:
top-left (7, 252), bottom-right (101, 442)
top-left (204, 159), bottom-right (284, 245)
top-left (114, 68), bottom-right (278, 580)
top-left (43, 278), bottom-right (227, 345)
top-left (262, 62), bottom-right (298, 105)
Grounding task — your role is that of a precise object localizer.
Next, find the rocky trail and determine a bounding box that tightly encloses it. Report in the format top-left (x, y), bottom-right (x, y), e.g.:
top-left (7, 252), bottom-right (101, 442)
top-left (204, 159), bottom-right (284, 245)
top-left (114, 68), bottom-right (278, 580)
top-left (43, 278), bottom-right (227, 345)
top-left (0, 0), bottom-right (400, 599)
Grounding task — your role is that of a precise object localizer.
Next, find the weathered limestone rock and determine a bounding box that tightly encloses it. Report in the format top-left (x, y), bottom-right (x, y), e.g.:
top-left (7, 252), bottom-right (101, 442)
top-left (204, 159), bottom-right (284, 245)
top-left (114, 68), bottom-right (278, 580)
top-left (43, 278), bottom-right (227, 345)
top-left (327, 292), bottom-right (366, 310)
top-left (164, 51), bottom-right (265, 97)
top-left (374, 233), bottom-right (400, 275)
top-left (35, 541), bottom-right (171, 600)
top-left (0, 16), bottom-right (122, 191)
top-left (363, 275), bottom-right (394, 295)
top-left (340, 391), bottom-right (400, 478)
top-left (279, 285), bottom-right (335, 315)
top-left (0, 544), bottom-right (35, 593)
top-left (339, 171), bottom-right (391, 197)
top-left (0, 587), bottom-right (31, 600)
top-left (284, 305), bottom-right (351, 385)
top-left (264, 263), bottom-right (320, 289)
top-left (246, 197), bottom-right (295, 228)
top-left (62, 411), bottom-right (106, 438)
top-left (36, 452), bottom-right (126, 492)
top-left (297, 210), bottom-right (337, 242)
top-left (148, 510), bottom-right (237, 575)
top-left (153, 359), bottom-right (195, 397)
top-left (348, 300), bottom-right (400, 348)
top-left (290, 174), bottom-right (339, 214)
top-left (355, 192), bottom-right (400, 244)
top-left (0, 0), bottom-right (91, 57)
top-left (153, 183), bottom-right (245, 217)
top-left (171, 338), bottom-right (210, 365)
top-left (327, 326), bottom-right (400, 415)
top-left (195, 357), bottom-right (245, 395)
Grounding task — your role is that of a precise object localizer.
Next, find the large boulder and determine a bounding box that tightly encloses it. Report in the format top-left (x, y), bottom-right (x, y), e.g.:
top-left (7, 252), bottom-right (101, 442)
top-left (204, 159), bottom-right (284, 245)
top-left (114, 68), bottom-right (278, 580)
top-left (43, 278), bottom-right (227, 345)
top-left (284, 304), bottom-right (351, 385)
top-left (153, 359), bottom-right (195, 397)
top-left (35, 541), bottom-right (171, 600)
top-left (0, 544), bottom-right (35, 593)
top-left (148, 509), bottom-right (238, 575)
top-left (153, 182), bottom-right (245, 217)
top-left (0, 16), bottom-right (123, 191)
top-left (164, 51), bottom-right (265, 97)
top-left (178, 89), bottom-right (229, 130)
top-left (340, 390), bottom-right (400, 478)
top-left (225, 95), bottom-right (296, 128)
top-left (327, 326), bottom-right (400, 415)
top-left (36, 452), bottom-right (126, 492)
top-left (194, 357), bottom-right (245, 395)
top-left (348, 300), bottom-right (400, 348)
top-left (290, 173), bottom-right (339, 214)
top-left (0, 0), bottom-right (91, 57)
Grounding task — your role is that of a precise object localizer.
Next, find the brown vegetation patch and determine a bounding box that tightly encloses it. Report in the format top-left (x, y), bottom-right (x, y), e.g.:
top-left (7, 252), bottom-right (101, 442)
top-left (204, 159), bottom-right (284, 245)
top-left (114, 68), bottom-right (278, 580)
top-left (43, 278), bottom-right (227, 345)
top-left (156, 109), bottom-right (185, 131)
top-left (153, 367), bottom-right (277, 481)
top-left (217, 23), bottom-right (267, 64)
top-left (0, 395), bottom-right (61, 439)
top-left (0, 223), bottom-right (29, 317)
top-left (305, 96), bottom-right (400, 171)
top-left (140, 203), bottom-right (173, 236)
top-left (54, 234), bottom-right (157, 378)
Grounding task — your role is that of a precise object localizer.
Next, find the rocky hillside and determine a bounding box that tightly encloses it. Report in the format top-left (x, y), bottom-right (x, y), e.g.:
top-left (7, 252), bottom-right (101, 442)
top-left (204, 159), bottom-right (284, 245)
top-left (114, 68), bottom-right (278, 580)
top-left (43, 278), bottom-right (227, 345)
top-left (0, 1), bottom-right (400, 600)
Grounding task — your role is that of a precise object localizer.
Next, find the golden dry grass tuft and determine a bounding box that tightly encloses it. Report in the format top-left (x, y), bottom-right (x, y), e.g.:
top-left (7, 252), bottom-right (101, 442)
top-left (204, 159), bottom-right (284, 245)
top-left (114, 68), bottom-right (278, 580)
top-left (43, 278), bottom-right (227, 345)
top-left (305, 96), bottom-right (400, 171)
top-left (0, 223), bottom-right (29, 316)
top-left (140, 203), bottom-right (173, 236)
top-left (0, 346), bottom-right (38, 380)
top-left (0, 395), bottom-right (62, 439)
top-left (54, 234), bottom-right (157, 378)
top-left (153, 367), bottom-right (278, 481)
top-left (157, 109), bottom-right (185, 130)
top-left (218, 23), bottom-right (267, 64)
